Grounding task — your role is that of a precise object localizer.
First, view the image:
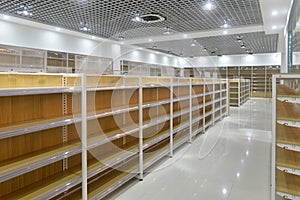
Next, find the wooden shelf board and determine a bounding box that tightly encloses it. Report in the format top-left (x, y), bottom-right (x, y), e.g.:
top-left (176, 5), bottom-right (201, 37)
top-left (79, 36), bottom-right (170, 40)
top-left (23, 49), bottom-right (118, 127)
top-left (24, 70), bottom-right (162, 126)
top-left (276, 169), bottom-right (300, 197)
top-left (277, 100), bottom-right (300, 122)
top-left (277, 123), bottom-right (300, 146)
top-left (277, 85), bottom-right (300, 98)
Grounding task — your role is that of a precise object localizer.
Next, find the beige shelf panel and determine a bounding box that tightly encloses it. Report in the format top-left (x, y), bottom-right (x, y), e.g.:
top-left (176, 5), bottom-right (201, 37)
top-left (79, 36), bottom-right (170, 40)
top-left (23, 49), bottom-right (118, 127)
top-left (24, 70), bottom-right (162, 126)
top-left (277, 85), bottom-right (300, 98)
top-left (277, 146), bottom-right (300, 170)
top-left (276, 169), bottom-right (300, 196)
top-left (277, 123), bottom-right (300, 146)
top-left (277, 100), bottom-right (300, 122)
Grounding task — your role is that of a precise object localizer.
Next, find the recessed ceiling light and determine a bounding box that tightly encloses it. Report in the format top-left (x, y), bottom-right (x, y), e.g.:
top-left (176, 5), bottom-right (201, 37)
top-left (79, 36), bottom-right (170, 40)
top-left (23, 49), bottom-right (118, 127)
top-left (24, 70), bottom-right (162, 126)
top-left (222, 188), bottom-right (227, 195)
top-left (148, 38), bottom-right (153, 42)
top-left (79, 22), bottom-right (91, 32)
top-left (56, 27), bottom-right (61, 31)
top-left (223, 30), bottom-right (228, 35)
top-left (118, 36), bottom-right (125, 40)
top-left (163, 27), bottom-right (173, 35)
top-left (132, 15), bottom-right (142, 22)
top-left (191, 40), bottom-right (197, 47)
top-left (17, 5), bottom-right (33, 16)
top-left (272, 25), bottom-right (277, 30)
top-left (221, 20), bottom-right (231, 28)
top-left (203, 47), bottom-right (207, 51)
top-left (183, 34), bottom-right (188, 38)
top-left (240, 44), bottom-right (246, 49)
top-left (272, 10), bottom-right (278, 16)
top-left (203, 1), bottom-right (215, 11)
top-left (91, 36), bottom-right (96, 39)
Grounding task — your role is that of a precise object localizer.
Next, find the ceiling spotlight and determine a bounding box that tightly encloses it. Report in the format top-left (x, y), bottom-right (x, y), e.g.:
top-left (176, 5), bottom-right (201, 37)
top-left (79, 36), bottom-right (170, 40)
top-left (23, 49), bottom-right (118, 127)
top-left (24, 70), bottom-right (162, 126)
top-left (211, 51), bottom-right (216, 54)
top-left (240, 44), bottom-right (246, 49)
top-left (191, 40), bottom-right (197, 47)
top-left (248, 52), bottom-right (253, 55)
top-left (17, 5), bottom-right (33, 16)
top-left (163, 27), bottom-right (173, 35)
top-left (221, 20), bottom-right (231, 28)
top-left (132, 15), bottom-right (142, 22)
top-left (183, 34), bottom-right (188, 38)
top-left (118, 36), bottom-right (125, 40)
top-left (152, 44), bottom-right (158, 49)
top-left (223, 30), bottom-right (228, 35)
top-left (148, 38), bottom-right (153, 42)
top-left (180, 53), bottom-right (183, 57)
top-left (203, 47), bottom-right (207, 51)
top-left (203, 0), bottom-right (215, 11)
top-left (79, 22), bottom-right (91, 32)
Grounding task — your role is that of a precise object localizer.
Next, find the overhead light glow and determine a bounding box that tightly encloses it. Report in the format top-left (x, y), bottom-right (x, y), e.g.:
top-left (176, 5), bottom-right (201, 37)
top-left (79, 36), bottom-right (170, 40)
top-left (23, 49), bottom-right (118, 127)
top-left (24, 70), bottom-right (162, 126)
top-left (132, 15), bottom-right (142, 22)
top-left (223, 30), bottom-right (228, 35)
top-left (3, 15), bottom-right (10, 20)
top-left (222, 188), bottom-right (227, 195)
top-left (163, 27), bottom-right (172, 35)
top-left (272, 25), bottom-right (277, 30)
top-left (17, 5), bottom-right (33, 16)
top-left (148, 38), bottom-right (153, 42)
top-left (203, 1), bottom-right (215, 11)
top-left (183, 34), bottom-right (188, 38)
top-left (91, 36), bottom-right (96, 39)
top-left (272, 10), bottom-right (278, 16)
top-left (56, 27), bottom-right (61, 31)
top-left (240, 44), bottom-right (246, 49)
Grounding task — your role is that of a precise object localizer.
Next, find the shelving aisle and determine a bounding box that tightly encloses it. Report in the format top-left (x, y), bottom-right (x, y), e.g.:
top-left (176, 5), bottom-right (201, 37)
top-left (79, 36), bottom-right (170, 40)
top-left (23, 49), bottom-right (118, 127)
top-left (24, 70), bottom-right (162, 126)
top-left (107, 98), bottom-right (273, 200)
top-left (229, 79), bottom-right (250, 107)
top-left (0, 73), bottom-right (229, 199)
top-left (272, 74), bottom-right (300, 200)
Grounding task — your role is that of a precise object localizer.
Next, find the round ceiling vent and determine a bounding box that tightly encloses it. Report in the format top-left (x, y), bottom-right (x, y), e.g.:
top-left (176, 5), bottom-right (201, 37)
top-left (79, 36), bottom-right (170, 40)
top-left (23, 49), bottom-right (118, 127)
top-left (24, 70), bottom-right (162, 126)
top-left (133, 13), bottom-right (166, 24)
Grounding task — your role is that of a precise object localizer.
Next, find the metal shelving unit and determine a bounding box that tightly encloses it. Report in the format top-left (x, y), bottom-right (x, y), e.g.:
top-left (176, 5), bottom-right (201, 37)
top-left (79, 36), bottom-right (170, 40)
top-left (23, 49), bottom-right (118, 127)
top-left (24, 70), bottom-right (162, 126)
top-left (272, 74), bottom-right (300, 200)
top-left (229, 79), bottom-right (250, 106)
top-left (0, 73), bottom-right (229, 200)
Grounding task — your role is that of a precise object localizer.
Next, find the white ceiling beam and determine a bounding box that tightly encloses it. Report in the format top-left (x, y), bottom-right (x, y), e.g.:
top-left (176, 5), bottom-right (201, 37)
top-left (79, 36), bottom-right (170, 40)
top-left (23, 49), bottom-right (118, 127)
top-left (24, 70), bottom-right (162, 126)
top-left (124, 25), bottom-right (264, 45)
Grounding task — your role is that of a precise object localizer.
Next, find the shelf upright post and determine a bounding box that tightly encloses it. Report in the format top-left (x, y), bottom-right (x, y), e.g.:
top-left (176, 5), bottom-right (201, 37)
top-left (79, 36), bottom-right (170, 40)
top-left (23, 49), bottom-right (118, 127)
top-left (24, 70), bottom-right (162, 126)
top-left (271, 75), bottom-right (277, 200)
top-left (226, 79), bottom-right (229, 116)
top-left (203, 80), bottom-right (206, 130)
top-left (81, 74), bottom-right (88, 200)
top-left (62, 75), bottom-right (68, 171)
top-left (189, 78), bottom-right (192, 143)
top-left (138, 77), bottom-right (144, 181)
top-left (170, 78), bottom-right (174, 157)
top-left (238, 79), bottom-right (241, 107)
top-left (212, 80), bottom-right (215, 125)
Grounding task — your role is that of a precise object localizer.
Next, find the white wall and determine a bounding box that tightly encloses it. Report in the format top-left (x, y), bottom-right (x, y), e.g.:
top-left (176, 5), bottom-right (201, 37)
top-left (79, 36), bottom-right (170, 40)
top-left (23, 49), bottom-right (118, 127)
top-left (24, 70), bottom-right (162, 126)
top-left (0, 19), bottom-right (180, 71)
top-left (181, 53), bottom-right (281, 67)
top-left (0, 18), bottom-right (282, 72)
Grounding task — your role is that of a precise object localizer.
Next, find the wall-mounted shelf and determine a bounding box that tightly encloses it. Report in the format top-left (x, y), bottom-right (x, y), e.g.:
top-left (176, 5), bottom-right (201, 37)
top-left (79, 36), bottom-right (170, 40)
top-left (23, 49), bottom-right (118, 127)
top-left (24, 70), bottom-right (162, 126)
top-left (272, 74), bottom-right (300, 200)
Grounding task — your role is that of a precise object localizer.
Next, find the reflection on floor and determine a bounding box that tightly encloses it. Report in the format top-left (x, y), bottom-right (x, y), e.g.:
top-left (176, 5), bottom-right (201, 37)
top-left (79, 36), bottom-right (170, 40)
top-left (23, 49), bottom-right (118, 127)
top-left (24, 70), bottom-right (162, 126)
top-left (107, 98), bottom-right (272, 200)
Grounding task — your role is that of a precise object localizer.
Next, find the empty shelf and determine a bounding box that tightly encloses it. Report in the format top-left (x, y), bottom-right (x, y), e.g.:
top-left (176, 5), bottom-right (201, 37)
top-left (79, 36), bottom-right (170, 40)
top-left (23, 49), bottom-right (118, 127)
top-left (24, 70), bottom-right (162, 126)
top-left (276, 146), bottom-right (300, 170)
top-left (277, 123), bottom-right (300, 146)
top-left (277, 100), bottom-right (300, 122)
top-left (276, 169), bottom-right (300, 197)
top-left (277, 85), bottom-right (300, 98)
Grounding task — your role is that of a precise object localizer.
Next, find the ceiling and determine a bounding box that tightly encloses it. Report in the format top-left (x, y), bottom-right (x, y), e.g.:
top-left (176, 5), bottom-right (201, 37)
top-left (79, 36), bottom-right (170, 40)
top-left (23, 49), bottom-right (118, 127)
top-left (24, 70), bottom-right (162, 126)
top-left (137, 32), bottom-right (278, 57)
top-left (0, 0), bottom-right (292, 56)
top-left (0, 0), bottom-right (263, 39)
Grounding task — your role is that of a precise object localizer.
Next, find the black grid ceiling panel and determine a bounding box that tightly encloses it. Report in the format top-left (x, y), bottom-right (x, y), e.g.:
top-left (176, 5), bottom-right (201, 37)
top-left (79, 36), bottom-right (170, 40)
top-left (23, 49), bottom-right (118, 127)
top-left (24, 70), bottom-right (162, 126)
top-left (0, 0), bottom-right (263, 39)
top-left (137, 32), bottom-right (278, 56)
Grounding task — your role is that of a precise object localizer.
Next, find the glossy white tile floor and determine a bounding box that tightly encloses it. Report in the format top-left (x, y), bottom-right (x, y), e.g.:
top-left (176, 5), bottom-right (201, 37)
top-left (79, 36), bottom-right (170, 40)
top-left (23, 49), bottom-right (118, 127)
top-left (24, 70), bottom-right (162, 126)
top-left (108, 98), bottom-right (272, 200)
